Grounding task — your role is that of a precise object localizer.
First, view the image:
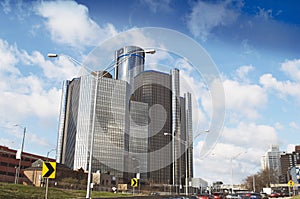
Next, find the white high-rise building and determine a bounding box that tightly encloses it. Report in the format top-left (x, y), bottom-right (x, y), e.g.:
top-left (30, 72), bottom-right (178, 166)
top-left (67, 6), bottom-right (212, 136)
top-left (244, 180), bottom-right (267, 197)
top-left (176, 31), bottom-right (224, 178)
top-left (261, 144), bottom-right (282, 183)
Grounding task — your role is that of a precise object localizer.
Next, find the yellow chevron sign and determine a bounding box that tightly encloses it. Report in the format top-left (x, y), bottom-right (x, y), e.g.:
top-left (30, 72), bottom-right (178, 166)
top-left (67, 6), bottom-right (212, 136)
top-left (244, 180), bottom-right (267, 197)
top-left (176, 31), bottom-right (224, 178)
top-left (42, 162), bottom-right (56, 179)
top-left (131, 178), bottom-right (138, 187)
top-left (288, 180), bottom-right (294, 187)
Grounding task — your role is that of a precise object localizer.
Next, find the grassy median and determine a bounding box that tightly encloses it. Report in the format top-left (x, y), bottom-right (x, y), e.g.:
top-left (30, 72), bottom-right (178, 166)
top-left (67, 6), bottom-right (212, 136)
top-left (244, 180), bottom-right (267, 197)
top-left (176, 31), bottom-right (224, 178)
top-left (0, 182), bottom-right (131, 199)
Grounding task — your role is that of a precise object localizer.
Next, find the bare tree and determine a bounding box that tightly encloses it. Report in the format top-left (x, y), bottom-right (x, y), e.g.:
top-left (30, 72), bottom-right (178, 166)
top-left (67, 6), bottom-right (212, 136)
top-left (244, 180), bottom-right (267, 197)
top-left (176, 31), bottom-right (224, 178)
top-left (243, 168), bottom-right (278, 192)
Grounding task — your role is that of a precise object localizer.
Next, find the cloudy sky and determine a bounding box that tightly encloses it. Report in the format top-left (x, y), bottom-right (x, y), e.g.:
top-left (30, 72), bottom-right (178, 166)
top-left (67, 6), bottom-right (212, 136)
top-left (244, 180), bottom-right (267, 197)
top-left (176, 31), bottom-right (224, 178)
top-left (0, 0), bottom-right (299, 185)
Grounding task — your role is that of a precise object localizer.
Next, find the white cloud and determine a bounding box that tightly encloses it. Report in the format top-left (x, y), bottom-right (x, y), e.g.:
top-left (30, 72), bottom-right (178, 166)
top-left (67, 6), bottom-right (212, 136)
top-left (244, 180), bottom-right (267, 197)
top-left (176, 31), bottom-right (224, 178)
top-left (186, 0), bottom-right (241, 41)
top-left (260, 73), bottom-right (300, 100)
top-left (274, 122), bottom-right (283, 130)
top-left (0, 38), bottom-right (68, 152)
top-left (256, 7), bottom-right (274, 21)
top-left (29, 51), bottom-right (79, 81)
top-left (224, 79), bottom-right (267, 120)
top-left (286, 144), bottom-right (295, 153)
top-left (35, 1), bottom-right (118, 49)
top-left (180, 65), bottom-right (211, 134)
top-left (0, 38), bottom-right (69, 132)
top-left (280, 59), bottom-right (300, 82)
top-left (194, 140), bottom-right (263, 183)
top-left (234, 65), bottom-right (254, 83)
top-left (222, 122), bottom-right (279, 149)
top-left (0, 39), bottom-right (20, 75)
top-left (194, 122), bottom-right (279, 183)
top-left (1, 0), bottom-right (11, 14)
top-left (289, 121), bottom-right (299, 129)
top-left (142, 0), bottom-right (172, 13)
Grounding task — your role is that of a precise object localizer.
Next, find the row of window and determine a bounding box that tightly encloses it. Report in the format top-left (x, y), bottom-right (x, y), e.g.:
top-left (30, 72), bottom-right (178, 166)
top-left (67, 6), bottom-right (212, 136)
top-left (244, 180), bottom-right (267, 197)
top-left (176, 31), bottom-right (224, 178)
top-left (0, 171), bottom-right (24, 177)
top-left (0, 154), bottom-right (35, 162)
top-left (0, 162), bottom-right (28, 169)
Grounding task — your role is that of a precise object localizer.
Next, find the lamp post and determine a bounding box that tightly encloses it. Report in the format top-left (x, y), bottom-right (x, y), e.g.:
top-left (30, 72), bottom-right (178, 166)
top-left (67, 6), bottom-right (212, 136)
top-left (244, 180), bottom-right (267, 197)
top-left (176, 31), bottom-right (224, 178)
top-left (230, 151), bottom-right (247, 193)
top-left (14, 125), bottom-right (26, 184)
top-left (45, 148), bottom-right (56, 199)
top-left (249, 165), bottom-right (259, 193)
top-left (46, 148), bottom-right (56, 161)
top-left (164, 130), bottom-right (209, 196)
top-left (48, 48), bottom-right (155, 199)
top-left (48, 54), bottom-right (103, 199)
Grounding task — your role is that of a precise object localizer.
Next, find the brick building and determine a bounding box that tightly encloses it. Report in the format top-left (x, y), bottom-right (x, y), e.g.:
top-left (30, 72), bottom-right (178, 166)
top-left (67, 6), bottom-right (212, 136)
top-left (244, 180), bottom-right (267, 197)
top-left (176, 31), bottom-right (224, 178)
top-left (0, 145), bottom-right (55, 184)
top-left (279, 145), bottom-right (300, 183)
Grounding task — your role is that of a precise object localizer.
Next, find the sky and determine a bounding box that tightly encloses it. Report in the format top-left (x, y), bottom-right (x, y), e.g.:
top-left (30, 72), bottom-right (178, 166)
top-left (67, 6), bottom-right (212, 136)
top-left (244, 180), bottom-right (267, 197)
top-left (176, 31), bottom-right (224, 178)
top-left (0, 0), bottom-right (300, 185)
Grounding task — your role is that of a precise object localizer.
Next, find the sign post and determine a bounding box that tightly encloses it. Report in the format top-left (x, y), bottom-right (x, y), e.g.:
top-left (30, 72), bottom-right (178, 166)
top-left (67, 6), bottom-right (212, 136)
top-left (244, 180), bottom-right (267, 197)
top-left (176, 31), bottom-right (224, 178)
top-left (131, 178), bottom-right (138, 195)
top-left (42, 162), bottom-right (56, 199)
top-left (288, 180), bottom-right (295, 187)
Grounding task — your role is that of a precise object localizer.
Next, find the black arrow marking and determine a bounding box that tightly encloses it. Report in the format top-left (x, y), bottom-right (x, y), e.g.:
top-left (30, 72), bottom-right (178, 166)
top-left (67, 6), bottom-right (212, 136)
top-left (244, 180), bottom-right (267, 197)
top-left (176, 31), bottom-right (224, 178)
top-left (132, 178), bottom-right (138, 186)
top-left (44, 162), bottom-right (54, 178)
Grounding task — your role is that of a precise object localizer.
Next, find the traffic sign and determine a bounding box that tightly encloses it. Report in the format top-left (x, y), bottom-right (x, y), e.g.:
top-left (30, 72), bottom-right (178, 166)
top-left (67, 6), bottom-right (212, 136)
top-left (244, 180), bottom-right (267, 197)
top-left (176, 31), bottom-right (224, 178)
top-left (42, 162), bottom-right (56, 178)
top-left (288, 180), bottom-right (294, 187)
top-left (131, 178), bottom-right (138, 187)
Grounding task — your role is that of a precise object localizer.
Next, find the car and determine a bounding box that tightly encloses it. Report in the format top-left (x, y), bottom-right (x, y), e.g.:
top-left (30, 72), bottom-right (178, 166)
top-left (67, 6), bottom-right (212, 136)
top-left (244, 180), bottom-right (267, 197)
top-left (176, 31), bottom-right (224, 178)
top-left (249, 193), bottom-right (261, 199)
top-left (269, 193), bottom-right (279, 198)
top-left (260, 192), bottom-right (269, 199)
top-left (213, 192), bottom-right (225, 199)
top-left (198, 194), bottom-right (214, 199)
top-left (226, 194), bottom-right (242, 199)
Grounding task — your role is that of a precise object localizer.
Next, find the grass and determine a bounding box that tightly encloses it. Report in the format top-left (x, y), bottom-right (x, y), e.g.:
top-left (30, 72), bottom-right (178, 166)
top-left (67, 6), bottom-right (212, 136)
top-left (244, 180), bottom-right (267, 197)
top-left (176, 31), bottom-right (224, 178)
top-left (0, 182), bottom-right (132, 199)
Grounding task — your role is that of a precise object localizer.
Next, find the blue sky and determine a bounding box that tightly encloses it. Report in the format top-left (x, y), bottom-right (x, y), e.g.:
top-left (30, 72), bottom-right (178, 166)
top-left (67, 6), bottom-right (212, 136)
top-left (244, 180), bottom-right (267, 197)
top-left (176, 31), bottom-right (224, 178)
top-left (0, 0), bottom-right (299, 184)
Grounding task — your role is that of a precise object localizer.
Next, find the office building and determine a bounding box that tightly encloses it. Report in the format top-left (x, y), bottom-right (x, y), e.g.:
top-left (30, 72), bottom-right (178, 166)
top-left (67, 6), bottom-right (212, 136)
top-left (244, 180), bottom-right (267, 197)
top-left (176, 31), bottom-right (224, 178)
top-left (279, 145), bottom-right (300, 183)
top-left (133, 70), bottom-right (173, 184)
top-left (261, 144), bottom-right (282, 183)
top-left (57, 46), bottom-right (193, 187)
top-left (115, 46), bottom-right (145, 94)
top-left (57, 72), bottom-right (130, 181)
top-left (133, 69), bottom-right (193, 186)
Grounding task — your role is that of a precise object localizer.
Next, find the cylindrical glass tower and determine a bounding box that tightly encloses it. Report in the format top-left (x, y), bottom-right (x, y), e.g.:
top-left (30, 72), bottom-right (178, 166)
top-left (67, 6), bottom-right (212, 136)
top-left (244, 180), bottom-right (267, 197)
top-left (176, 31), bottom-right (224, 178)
top-left (115, 46), bottom-right (145, 94)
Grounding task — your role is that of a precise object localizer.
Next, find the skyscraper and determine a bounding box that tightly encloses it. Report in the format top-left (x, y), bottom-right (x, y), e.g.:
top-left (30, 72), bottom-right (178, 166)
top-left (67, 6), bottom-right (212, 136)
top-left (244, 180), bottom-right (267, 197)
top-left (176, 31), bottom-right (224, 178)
top-left (133, 68), bottom-right (193, 186)
top-left (279, 145), bottom-right (300, 183)
top-left (115, 46), bottom-right (145, 94)
top-left (56, 46), bottom-right (193, 187)
top-left (57, 72), bottom-right (130, 181)
top-left (133, 70), bottom-right (172, 184)
top-left (261, 144), bottom-right (282, 183)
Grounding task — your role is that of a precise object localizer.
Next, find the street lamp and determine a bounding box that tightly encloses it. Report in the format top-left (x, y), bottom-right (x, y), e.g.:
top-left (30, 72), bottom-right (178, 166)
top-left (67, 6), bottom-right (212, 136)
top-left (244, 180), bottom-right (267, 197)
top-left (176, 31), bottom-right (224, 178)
top-left (48, 48), bottom-right (155, 199)
top-left (164, 130), bottom-right (209, 196)
top-left (45, 148), bottom-right (56, 199)
top-left (164, 132), bottom-right (186, 195)
top-left (46, 148), bottom-right (56, 160)
top-left (14, 125), bottom-right (26, 184)
top-left (230, 151), bottom-right (247, 193)
top-left (48, 54), bottom-right (107, 199)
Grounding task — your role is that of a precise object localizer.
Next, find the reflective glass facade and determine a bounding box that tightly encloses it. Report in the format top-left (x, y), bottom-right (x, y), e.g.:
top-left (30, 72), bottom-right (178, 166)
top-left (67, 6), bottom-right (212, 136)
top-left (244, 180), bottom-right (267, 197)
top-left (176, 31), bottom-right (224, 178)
top-left (115, 46), bottom-right (145, 94)
top-left (57, 73), bottom-right (130, 181)
top-left (185, 92), bottom-right (193, 180)
top-left (171, 68), bottom-right (181, 186)
top-left (133, 70), bottom-right (172, 184)
top-left (56, 80), bottom-right (69, 163)
top-left (129, 101), bottom-right (149, 181)
top-left (60, 78), bottom-right (81, 167)
top-left (57, 46), bottom-right (193, 187)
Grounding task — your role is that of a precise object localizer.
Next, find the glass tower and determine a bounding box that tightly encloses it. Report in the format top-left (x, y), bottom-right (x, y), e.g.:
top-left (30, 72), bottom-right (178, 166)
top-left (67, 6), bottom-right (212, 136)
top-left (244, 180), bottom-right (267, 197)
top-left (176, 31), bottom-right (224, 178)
top-left (133, 70), bottom-right (173, 184)
top-left (57, 46), bottom-right (193, 187)
top-left (115, 46), bottom-right (145, 94)
top-left (57, 73), bottom-right (130, 181)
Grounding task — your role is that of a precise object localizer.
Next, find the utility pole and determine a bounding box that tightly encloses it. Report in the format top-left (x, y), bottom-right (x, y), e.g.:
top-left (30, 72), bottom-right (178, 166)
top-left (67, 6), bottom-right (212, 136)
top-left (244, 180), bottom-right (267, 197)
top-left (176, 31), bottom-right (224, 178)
top-left (16, 127), bottom-right (26, 184)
